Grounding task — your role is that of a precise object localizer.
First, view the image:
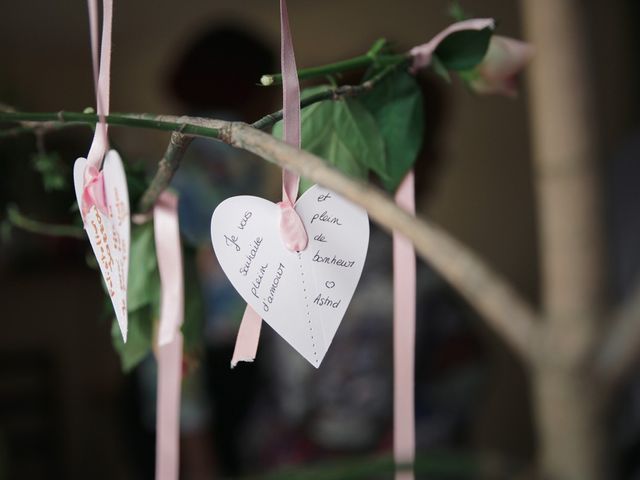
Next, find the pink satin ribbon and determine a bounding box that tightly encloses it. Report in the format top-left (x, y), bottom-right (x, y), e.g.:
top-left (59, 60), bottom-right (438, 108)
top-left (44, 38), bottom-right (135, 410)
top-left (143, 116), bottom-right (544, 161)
top-left (81, 164), bottom-right (107, 217)
top-left (409, 18), bottom-right (495, 71)
top-left (82, 0), bottom-right (113, 216)
top-left (389, 22), bottom-right (494, 476)
top-left (231, 306), bottom-right (262, 368)
top-left (393, 171), bottom-right (416, 480)
top-left (231, 0), bottom-right (307, 367)
top-left (153, 191), bottom-right (184, 480)
top-left (277, 0), bottom-right (307, 252)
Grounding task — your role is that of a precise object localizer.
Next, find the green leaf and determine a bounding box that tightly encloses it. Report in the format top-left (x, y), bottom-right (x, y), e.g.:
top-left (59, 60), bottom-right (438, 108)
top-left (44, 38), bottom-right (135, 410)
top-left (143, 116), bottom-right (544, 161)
top-left (273, 86), bottom-right (386, 185)
top-left (128, 223), bottom-right (160, 312)
top-left (109, 222), bottom-right (159, 371)
top-left (112, 222), bottom-right (204, 371)
top-left (111, 306), bottom-right (154, 372)
top-left (360, 70), bottom-right (425, 192)
top-left (31, 152), bottom-right (68, 192)
top-left (448, 1), bottom-right (470, 22)
top-left (434, 26), bottom-right (493, 71)
top-left (298, 177), bottom-right (314, 196)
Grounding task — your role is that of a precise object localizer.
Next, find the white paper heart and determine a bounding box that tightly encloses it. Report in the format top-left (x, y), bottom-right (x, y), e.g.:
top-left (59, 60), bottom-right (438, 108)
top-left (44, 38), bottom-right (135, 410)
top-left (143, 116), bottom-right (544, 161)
top-left (73, 150), bottom-right (130, 341)
top-left (211, 185), bottom-right (369, 367)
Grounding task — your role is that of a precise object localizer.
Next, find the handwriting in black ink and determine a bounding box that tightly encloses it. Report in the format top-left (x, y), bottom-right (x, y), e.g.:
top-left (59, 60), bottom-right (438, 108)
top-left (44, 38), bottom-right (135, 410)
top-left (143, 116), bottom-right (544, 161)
top-left (224, 234), bottom-right (241, 251)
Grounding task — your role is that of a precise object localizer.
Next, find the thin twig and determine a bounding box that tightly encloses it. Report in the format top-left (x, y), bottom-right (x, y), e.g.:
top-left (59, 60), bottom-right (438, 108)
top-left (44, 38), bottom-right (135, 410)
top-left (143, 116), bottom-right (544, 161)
top-left (252, 60), bottom-right (408, 131)
top-left (0, 111), bottom-right (223, 138)
top-left (6, 205), bottom-right (84, 239)
top-left (137, 131), bottom-right (194, 213)
top-left (260, 39), bottom-right (404, 86)
top-left (136, 61), bottom-right (408, 214)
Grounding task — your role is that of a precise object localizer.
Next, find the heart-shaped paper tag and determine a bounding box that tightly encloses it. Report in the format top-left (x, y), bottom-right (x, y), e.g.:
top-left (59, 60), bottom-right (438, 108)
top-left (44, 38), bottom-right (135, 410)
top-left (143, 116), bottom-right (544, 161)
top-left (73, 150), bottom-right (130, 341)
top-left (211, 185), bottom-right (369, 367)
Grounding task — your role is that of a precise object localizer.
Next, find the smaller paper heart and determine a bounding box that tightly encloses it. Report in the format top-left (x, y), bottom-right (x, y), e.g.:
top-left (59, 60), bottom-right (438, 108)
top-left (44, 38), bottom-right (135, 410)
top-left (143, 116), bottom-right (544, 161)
top-left (73, 150), bottom-right (130, 341)
top-left (211, 185), bottom-right (369, 367)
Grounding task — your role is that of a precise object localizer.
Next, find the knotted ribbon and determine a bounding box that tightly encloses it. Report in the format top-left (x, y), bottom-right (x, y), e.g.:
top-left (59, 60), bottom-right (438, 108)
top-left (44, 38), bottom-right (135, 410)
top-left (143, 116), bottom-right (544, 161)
top-left (231, 0), bottom-right (306, 367)
top-left (153, 191), bottom-right (184, 480)
top-left (82, 0), bottom-right (113, 217)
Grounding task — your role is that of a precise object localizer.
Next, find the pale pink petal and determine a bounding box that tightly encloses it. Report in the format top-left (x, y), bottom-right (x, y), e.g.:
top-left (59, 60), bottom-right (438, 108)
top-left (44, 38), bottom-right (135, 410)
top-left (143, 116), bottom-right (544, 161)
top-left (470, 35), bottom-right (534, 97)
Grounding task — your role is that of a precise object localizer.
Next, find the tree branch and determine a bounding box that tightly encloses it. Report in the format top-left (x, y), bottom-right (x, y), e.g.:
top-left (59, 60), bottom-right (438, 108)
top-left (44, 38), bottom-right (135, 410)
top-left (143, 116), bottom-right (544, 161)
top-left (0, 111), bottom-right (539, 360)
top-left (0, 112), bottom-right (222, 138)
top-left (227, 121), bottom-right (540, 361)
top-left (137, 131), bottom-right (194, 213)
top-left (595, 278), bottom-right (640, 390)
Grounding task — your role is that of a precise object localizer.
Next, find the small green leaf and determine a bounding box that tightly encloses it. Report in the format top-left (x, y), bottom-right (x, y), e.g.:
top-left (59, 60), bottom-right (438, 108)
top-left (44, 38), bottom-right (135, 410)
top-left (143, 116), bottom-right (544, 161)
top-left (111, 306), bottom-right (154, 372)
top-left (434, 26), bottom-right (493, 71)
top-left (298, 177), bottom-right (314, 195)
top-left (31, 152), bottom-right (68, 192)
top-left (109, 222), bottom-right (160, 371)
top-left (273, 86), bottom-right (386, 185)
top-left (128, 223), bottom-right (160, 312)
top-left (112, 222), bottom-right (203, 371)
top-left (448, 1), bottom-right (470, 22)
top-left (360, 70), bottom-right (425, 192)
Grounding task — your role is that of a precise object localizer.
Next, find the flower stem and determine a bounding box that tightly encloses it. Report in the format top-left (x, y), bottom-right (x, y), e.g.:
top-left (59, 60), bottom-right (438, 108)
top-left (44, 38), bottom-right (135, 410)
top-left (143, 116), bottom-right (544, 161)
top-left (260, 38), bottom-right (406, 86)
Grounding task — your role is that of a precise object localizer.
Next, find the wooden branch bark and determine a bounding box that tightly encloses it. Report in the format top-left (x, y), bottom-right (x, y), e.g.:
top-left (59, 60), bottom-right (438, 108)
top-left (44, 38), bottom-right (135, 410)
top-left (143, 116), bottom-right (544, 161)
top-left (224, 121), bottom-right (540, 361)
top-left (1, 110), bottom-right (539, 361)
top-left (521, 0), bottom-right (609, 478)
top-left (137, 131), bottom-right (193, 213)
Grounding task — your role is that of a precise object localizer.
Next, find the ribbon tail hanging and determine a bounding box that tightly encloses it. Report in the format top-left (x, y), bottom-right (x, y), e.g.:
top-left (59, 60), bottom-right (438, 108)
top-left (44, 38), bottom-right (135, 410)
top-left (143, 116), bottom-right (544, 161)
top-left (231, 305), bottom-right (263, 368)
top-left (393, 170), bottom-right (416, 480)
top-left (154, 191), bottom-right (184, 480)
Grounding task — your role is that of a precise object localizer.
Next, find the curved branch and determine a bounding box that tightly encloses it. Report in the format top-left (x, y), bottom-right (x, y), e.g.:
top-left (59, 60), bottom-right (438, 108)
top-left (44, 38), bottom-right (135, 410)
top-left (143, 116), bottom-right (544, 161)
top-left (137, 131), bottom-right (193, 213)
top-left (227, 122), bottom-right (540, 361)
top-left (0, 111), bottom-right (540, 360)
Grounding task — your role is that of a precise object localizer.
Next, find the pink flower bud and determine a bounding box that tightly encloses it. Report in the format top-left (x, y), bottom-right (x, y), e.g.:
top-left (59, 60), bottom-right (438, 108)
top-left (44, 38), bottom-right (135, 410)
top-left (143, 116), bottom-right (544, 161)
top-left (469, 36), bottom-right (534, 97)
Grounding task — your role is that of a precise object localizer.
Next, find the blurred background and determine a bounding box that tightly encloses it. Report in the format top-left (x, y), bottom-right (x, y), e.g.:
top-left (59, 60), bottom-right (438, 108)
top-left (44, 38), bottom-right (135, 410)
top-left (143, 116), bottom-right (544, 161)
top-left (0, 0), bottom-right (639, 479)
